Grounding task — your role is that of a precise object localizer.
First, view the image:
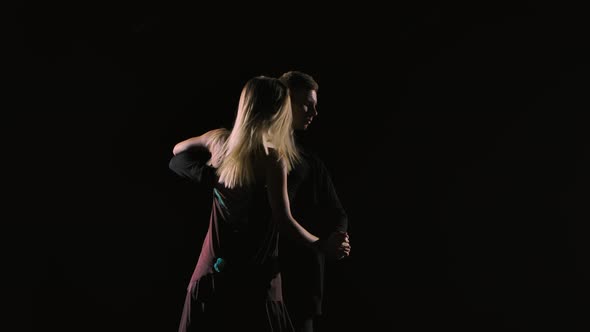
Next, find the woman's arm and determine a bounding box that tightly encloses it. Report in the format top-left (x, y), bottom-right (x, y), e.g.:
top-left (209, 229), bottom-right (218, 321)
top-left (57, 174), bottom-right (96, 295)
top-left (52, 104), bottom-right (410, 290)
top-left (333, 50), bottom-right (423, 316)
top-left (264, 151), bottom-right (320, 248)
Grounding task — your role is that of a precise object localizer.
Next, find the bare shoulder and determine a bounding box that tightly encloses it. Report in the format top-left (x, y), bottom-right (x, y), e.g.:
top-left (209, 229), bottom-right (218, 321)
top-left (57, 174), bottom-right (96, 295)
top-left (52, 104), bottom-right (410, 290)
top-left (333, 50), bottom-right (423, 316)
top-left (257, 148), bottom-right (284, 174)
top-left (263, 148), bottom-right (282, 165)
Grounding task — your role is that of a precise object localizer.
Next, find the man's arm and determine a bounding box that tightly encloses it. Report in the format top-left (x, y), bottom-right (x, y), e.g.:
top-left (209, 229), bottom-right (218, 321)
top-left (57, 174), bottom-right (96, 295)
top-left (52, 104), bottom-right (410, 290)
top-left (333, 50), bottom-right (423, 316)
top-left (315, 157), bottom-right (351, 259)
top-left (169, 128), bottom-right (228, 184)
top-left (316, 158), bottom-right (348, 233)
top-left (168, 147), bottom-right (214, 185)
top-left (265, 150), bottom-right (349, 257)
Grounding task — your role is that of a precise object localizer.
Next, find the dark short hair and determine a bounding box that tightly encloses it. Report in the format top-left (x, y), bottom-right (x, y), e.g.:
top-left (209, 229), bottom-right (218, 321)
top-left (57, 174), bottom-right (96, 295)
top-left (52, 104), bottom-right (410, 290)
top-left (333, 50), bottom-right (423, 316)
top-left (278, 71), bottom-right (319, 92)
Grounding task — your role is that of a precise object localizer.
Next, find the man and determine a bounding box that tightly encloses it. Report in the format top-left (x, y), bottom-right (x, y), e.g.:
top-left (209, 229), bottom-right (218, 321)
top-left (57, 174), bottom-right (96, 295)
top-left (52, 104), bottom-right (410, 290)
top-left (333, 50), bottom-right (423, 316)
top-left (168, 71), bottom-right (350, 332)
top-left (277, 70), bottom-right (350, 332)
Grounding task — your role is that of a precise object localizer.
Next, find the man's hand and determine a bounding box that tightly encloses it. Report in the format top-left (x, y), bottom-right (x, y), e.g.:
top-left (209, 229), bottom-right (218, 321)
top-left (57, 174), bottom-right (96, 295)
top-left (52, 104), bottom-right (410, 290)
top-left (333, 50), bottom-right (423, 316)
top-left (320, 231), bottom-right (351, 260)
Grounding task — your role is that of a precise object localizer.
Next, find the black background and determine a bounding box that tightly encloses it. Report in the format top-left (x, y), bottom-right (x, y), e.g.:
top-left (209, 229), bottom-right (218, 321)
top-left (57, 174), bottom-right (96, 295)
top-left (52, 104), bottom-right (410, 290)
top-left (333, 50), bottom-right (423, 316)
top-left (16, 2), bottom-right (589, 331)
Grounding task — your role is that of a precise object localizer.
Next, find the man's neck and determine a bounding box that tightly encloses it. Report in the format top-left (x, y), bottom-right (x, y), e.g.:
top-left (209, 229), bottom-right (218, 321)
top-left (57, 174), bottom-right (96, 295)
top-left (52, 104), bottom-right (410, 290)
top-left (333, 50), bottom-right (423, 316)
top-left (294, 129), bottom-right (308, 145)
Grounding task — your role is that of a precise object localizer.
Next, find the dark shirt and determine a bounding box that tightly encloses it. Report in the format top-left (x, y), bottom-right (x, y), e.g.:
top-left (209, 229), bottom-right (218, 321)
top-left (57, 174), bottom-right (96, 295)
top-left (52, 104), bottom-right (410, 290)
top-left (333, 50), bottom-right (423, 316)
top-left (279, 143), bottom-right (348, 317)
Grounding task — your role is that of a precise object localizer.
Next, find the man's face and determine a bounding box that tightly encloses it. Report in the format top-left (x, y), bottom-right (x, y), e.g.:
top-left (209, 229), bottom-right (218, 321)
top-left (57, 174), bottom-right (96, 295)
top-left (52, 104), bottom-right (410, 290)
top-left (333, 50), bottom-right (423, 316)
top-left (290, 88), bottom-right (318, 131)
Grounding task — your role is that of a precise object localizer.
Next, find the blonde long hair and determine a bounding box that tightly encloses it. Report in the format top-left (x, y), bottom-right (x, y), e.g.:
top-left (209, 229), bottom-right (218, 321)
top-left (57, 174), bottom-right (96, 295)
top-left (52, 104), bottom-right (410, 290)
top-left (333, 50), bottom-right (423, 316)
top-left (213, 76), bottom-right (300, 188)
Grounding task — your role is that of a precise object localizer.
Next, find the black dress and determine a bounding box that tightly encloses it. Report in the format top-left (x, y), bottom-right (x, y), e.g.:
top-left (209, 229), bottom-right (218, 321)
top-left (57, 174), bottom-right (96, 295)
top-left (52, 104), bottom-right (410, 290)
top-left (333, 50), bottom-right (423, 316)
top-left (170, 151), bottom-right (294, 332)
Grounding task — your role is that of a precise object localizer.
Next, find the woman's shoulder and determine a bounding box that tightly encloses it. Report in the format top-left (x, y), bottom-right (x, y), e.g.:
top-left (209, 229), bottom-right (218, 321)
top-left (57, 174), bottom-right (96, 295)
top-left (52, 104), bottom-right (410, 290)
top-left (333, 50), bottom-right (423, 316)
top-left (254, 148), bottom-right (284, 172)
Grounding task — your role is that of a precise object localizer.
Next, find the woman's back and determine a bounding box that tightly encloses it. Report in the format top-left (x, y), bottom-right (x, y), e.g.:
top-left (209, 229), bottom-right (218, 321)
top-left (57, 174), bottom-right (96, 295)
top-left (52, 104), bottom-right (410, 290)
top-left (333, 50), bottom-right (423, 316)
top-left (189, 154), bottom-right (282, 295)
top-left (177, 155), bottom-right (293, 332)
top-left (175, 76), bottom-right (299, 331)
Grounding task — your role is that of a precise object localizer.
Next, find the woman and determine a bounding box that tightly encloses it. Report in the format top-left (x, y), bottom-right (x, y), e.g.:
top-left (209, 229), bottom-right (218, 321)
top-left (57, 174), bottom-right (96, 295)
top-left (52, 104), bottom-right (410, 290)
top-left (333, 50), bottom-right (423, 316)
top-left (170, 76), bottom-right (347, 332)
